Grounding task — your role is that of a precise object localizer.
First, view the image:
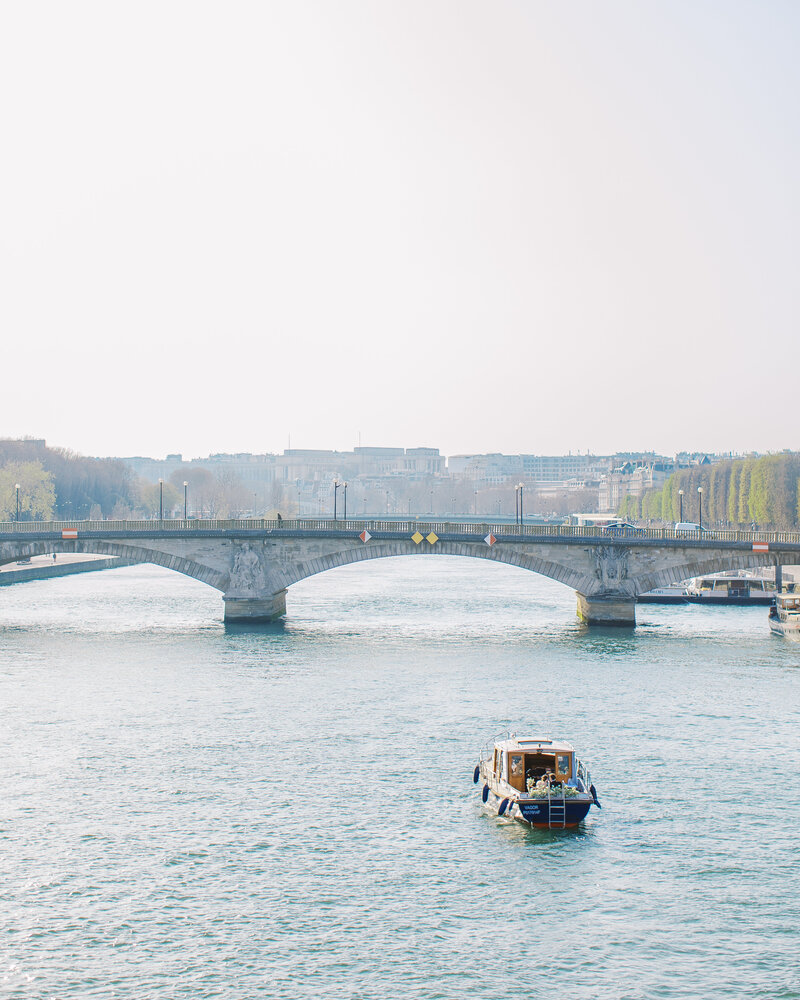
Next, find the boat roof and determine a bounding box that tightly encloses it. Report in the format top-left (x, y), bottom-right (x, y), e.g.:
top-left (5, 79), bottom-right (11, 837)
top-left (495, 735), bottom-right (575, 754)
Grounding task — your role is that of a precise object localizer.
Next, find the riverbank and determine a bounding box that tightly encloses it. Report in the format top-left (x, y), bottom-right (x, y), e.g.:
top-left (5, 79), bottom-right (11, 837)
top-left (0, 553), bottom-right (140, 586)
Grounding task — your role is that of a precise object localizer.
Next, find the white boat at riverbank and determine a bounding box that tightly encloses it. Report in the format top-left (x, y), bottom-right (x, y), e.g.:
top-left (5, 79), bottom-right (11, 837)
top-left (768, 594), bottom-right (800, 635)
top-left (639, 571), bottom-right (778, 606)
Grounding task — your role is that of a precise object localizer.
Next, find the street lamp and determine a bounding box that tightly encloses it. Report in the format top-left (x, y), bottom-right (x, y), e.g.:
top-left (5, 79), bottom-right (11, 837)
top-left (518, 483), bottom-right (524, 525)
top-left (451, 496), bottom-right (456, 517)
top-left (184, 481), bottom-right (188, 519)
top-left (342, 482), bottom-right (347, 520)
top-left (678, 489), bottom-right (684, 522)
top-left (697, 486), bottom-right (703, 531)
top-left (15, 483), bottom-right (20, 522)
top-left (333, 479), bottom-right (340, 520)
top-left (430, 490), bottom-right (434, 515)
top-left (474, 490), bottom-right (478, 515)
top-left (158, 479), bottom-right (164, 521)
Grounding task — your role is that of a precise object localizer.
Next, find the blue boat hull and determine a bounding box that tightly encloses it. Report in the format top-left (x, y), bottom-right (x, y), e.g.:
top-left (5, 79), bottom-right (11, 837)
top-left (516, 798), bottom-right (592, 828)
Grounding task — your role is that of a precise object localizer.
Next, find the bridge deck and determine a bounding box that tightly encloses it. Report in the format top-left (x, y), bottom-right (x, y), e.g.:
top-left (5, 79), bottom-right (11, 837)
top-left (1, 519), bottom-right (800, 551)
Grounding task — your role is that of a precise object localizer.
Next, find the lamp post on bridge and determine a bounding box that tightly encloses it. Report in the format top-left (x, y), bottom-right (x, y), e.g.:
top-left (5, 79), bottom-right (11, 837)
top-left (158, 479), bottom-right (164, 521)
top-left (697, 486), bottom-right (703, 531)
top-left (515, 483), bottom-right (524, 525)
top-left (678, 489), bottom-right (684, 523)
top-left (184, 481), bottom-right (188, 519)
top-left (15, 483), bottom-right (20, 522)
top-left (333, 480), bottom-right (340, 520)
top-left (342, 482), bottom-right (347, 520)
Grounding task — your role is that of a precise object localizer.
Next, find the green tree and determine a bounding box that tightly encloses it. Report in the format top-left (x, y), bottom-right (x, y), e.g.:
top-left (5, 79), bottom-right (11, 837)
top-left (737, 460), bottom-right (753, 524)
top-left (727, 463), bottom-right (740, 525)
top-left (0, 461), bottom-right (56, 520)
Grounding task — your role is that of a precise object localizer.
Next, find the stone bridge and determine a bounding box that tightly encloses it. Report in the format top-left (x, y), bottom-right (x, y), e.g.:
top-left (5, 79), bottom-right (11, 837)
top-left (1, 519), bottom-right (799, 626)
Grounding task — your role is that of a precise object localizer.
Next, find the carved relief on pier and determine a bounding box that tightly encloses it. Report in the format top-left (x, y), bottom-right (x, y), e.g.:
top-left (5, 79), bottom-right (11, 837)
top-left (228, 542), bottom-right (269, 596)
top-left (593, 545), bottom-right (629, 592)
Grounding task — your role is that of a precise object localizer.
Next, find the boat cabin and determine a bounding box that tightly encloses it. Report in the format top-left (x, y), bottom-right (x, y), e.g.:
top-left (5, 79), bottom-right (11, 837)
top-left (775, 594), bottom-right (800, 616)
top-left (492, 737), bottom-right (575, 794)
top-left (689, 573), bottom-right (774, 598)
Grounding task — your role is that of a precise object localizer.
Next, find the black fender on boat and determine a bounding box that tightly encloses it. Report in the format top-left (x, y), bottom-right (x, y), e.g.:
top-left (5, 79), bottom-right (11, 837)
top-left (482, 784), bottom-right (490, 803)
top-left (473, 765), bottom-right (480, 784)
top-left (498, 798), bottom-right (509, 816)
top-left (590, 784), bottom-right (601, 808)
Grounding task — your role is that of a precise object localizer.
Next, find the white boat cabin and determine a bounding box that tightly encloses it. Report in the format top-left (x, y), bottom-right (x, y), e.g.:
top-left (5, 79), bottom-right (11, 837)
top-left (774, 594), bottom-right (800, 619)
top-left (492, 737), bottom-right (577, 794)
top-left (688, 573), bottom-right (776, 598)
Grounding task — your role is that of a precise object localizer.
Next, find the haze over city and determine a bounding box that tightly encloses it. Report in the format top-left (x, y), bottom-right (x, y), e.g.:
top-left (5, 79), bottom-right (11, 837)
top-left (2, 1), bottom-right (798, 460)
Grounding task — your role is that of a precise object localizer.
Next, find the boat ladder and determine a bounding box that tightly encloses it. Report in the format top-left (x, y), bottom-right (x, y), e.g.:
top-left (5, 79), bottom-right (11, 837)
top-left (548, 789), bottom-right (566, 830)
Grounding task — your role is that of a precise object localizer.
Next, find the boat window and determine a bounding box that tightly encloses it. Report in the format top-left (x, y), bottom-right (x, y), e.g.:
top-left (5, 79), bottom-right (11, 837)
top-left (499, 751), bottom-right (507, 782)
top-left (556, 753), bottom-right (571, 778)
top-left (510, 754), bottom-right (523, 778)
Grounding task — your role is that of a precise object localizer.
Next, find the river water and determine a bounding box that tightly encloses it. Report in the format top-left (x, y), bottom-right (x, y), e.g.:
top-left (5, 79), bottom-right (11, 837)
top-left (1, 559), bottom-right (798, 999)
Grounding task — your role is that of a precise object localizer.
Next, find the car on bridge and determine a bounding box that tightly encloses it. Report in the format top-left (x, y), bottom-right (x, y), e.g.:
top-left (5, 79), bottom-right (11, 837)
top-left (601, 521), bottom-right (646, 537)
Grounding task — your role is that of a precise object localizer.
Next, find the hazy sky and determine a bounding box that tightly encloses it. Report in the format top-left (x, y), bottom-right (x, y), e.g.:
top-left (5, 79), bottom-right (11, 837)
top-left (1, 1), bottom-right (797, 460)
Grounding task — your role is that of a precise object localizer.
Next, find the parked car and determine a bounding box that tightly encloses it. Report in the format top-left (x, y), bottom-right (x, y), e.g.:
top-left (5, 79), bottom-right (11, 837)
top-left (674, 522), bottom-right (703, 533)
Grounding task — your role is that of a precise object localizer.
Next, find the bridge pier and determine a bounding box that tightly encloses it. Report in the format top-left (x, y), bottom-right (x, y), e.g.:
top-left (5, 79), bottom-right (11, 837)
top-left (576, 593), bottom-right (636, 627)
top-left (223, 589), bottom-right (287, 623)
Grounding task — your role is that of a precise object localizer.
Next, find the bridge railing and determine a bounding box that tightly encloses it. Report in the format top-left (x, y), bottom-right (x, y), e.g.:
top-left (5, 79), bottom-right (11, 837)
top-left (1, 518), bottom-right (800, 545)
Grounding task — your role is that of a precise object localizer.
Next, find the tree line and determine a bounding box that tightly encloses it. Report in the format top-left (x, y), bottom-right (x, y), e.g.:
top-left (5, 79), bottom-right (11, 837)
top-left (0, 440), bottom-right (271, 521)
top-left (618, 452), bottom-right (800, 529)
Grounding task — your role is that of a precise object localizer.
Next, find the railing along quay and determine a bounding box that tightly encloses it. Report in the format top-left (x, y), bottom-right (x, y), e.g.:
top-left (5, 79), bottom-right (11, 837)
top-left (1, 519), bottom-right (800, 546)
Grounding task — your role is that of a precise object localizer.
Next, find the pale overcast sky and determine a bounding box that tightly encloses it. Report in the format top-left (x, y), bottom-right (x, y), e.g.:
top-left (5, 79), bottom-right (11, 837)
top-left (1, 1), bottom-right (797, 459)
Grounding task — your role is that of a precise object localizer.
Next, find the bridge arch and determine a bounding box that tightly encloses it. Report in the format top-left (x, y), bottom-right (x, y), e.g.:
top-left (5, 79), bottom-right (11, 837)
top-left (630, 551), bottom-right (791, 595)
top-left (272, 540), bottom-right (598, 597)
top-left (0, 539), bottom-right (226, 592)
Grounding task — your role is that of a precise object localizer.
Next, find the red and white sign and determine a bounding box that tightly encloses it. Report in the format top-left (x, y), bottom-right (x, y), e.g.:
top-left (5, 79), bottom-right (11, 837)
top-left (360, 529), bottom-right (371, 543)
top-left (752, 542), bottom-right (769, 552)
top-left (61, 529), bottom-right (78, 539)
top-left (484, 533), bottom-right (496, 546)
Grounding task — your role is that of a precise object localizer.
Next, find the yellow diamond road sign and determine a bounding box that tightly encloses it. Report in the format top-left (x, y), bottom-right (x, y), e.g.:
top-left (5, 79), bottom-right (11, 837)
top-left (426, 532), bottom-right (439, 545)
top-left (411, 531), bottom-right (424, 544)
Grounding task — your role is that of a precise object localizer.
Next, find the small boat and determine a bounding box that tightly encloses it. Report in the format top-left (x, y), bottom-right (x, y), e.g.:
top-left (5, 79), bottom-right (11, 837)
top-left (637, 583), bottom-right (691, 604)
top-left (474, 734), bottom-right (600, 829)
top-left (768, 593), bottom-right (800, 635)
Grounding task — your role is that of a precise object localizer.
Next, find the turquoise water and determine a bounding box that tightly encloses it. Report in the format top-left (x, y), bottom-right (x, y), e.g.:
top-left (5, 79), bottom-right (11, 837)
top-left (1, 558), bottom-right (799, 998)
